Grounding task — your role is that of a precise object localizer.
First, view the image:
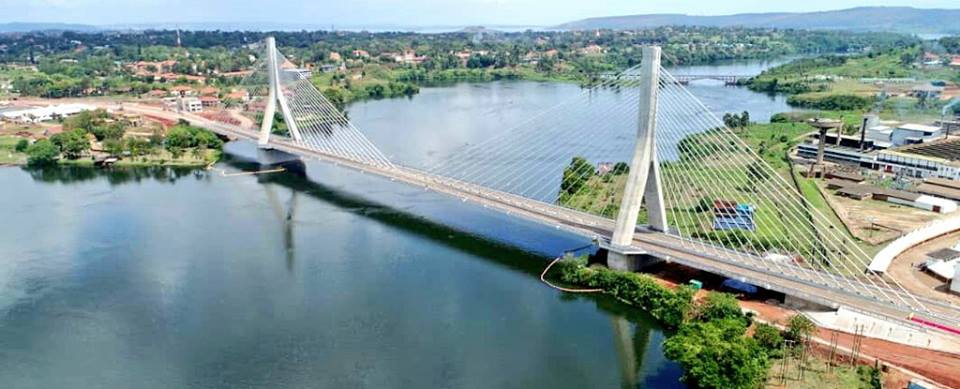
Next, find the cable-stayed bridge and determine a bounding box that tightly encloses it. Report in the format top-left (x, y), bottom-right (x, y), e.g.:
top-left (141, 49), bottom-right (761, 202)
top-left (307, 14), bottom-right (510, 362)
top-left (148, 38), bottom-right (958, 335)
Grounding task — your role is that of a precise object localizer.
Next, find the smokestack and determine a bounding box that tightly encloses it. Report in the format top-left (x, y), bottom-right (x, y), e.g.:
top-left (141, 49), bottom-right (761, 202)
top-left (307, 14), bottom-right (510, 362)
top-left (860, 116), bottom-right (869, 151)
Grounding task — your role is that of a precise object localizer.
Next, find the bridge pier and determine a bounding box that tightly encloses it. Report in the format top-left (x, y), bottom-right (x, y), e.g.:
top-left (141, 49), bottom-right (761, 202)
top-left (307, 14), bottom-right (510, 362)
top-left (256, 147), bottom-right (302, 166)
top-left (599, 241), bottom-right (664, 272)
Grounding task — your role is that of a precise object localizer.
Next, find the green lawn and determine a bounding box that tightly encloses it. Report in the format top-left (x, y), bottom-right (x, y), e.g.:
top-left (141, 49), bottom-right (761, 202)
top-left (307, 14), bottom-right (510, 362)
top-left (0, 136), bottom-right (26, 165)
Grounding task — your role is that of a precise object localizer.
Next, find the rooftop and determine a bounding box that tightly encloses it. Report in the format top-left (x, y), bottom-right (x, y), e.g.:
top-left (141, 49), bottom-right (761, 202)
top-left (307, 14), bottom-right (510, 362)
top-left (925, 177), bottom-right (960, 191)
top-left (927, 248), bottom-right (960, 261)
top-left (916, 183), bottom-right (960, 202)
top-left (898, 123), bottom-right (942, 133)
top-left (892, 137), bottom-right (960, 162)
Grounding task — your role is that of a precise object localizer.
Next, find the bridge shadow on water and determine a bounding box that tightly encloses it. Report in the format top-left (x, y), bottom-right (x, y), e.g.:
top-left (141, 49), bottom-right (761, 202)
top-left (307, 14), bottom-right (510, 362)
top-left (222, 155), bottom-right (674, 387)
top-left (16, 156), bottom-right (679, 388)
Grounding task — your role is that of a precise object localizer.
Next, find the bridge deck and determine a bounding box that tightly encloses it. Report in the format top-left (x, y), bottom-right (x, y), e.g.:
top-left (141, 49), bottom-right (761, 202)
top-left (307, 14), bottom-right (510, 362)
top-left (117, 103), bottom-right (959, 335)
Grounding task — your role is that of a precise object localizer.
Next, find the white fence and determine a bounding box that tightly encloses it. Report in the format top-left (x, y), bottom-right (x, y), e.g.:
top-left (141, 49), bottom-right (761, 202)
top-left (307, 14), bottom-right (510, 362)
top-left (869, 215), bottom-right (960, 273)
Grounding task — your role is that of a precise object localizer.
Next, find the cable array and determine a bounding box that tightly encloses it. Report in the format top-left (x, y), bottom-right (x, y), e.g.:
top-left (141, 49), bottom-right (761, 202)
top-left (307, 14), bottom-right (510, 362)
top-left (240, 38), bottom-right (951, 322)
top-left (242, 45), bottom-right (394, 168)
top-left (424, 63), bottom-right (936, 317)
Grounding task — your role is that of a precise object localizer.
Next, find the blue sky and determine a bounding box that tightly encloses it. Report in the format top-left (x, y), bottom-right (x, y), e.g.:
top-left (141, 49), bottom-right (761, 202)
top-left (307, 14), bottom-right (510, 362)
top-left (2, 0), bottom-right (959, 27)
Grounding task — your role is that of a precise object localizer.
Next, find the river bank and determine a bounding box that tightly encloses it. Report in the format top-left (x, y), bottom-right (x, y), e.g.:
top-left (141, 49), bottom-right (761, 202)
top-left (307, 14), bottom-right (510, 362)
top-left (546, 256), bottom-right (960, 389)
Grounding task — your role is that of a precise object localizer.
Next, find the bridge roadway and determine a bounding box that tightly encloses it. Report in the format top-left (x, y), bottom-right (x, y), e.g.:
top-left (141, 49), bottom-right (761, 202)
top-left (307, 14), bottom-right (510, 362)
top-left (118, 103), bottom-right (959, 334)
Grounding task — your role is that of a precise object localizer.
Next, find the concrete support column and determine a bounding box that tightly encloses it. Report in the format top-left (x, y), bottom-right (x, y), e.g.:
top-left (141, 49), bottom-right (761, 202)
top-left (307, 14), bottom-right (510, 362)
top-left (610, 46), bottom-right (667, 252)
top-left (258, 36), bottom-right (304, 147)
top-left (258, 37), bottom-right (278, 148)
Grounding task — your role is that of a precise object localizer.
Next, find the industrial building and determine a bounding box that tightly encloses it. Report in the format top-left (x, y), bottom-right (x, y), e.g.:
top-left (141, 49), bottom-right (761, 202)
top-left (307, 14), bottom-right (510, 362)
top-left (833, 184), bottom-right (957, 213)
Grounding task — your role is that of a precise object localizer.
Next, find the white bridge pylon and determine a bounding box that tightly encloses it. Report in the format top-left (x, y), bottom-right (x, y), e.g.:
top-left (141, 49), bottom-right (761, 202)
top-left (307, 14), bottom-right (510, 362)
top-left (245, 37), bottom-right (394, 168)
top-left (259, 36), bottom-right (303, 146)
top-left (611, 46), bottom-right (667, 248)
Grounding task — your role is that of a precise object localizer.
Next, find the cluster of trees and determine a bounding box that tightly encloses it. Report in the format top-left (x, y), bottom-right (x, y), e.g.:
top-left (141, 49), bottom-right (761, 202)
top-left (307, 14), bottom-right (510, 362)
top-left (786, 94), bottom-right (876, 111)
top-left (558, 157), bottom-right (629, 200)
top-left (163, 121), bottom-right (223, 157)
top-left (722, 111), bottom-right (751, 128)
top-left (940, 36), bottom-right (960, 55)
top-left (1, 27), bottom-right (925, 100)
top-left (554, 258), bottom-right (827, 389)
top-left (21, 113), bottom-right (223, 166)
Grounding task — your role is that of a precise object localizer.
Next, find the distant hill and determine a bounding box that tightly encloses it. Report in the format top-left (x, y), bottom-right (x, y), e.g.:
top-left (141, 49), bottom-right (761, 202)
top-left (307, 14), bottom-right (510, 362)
top-left (557, 7), bottom-right (960, 34)
top-left (0, 22), bottom-right (99, 33)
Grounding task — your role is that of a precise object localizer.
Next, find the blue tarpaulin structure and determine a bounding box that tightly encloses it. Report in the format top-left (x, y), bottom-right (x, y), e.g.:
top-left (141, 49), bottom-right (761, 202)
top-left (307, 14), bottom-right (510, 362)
top-left (722, 278), bottom-right (758, 294)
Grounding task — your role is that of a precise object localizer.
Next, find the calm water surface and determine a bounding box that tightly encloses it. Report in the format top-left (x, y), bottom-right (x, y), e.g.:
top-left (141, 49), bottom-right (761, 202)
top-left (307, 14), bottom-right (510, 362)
top-left (0, 60), bottom-right (788, 388)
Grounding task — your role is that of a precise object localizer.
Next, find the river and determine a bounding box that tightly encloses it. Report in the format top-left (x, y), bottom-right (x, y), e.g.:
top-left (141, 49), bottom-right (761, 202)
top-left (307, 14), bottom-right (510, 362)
top-left (0, 59), bottom-right (792, 388)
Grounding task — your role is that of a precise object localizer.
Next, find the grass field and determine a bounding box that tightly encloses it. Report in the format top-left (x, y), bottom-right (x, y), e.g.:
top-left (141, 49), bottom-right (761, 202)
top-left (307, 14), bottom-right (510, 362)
top-left (558, 119), bottom-right (882, 274)
top-left (766, 357), bottom-right (881, 389)
top-left (0, 136), bottom-right (26, 165)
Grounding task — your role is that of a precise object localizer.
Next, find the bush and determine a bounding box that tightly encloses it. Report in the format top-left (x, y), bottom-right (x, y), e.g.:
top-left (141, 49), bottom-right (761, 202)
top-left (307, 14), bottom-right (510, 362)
top-left (696, 292), bottom-right (745, 323)
top-left (25, 139), bottom-right (60, 166)
top-left (555, 260), bottom-right (694, 329)
top-left (554, 259), bottom-right (775, 388)
top-left (753, 323), bottom-right (785, 357)
top-left (14, 138), bottom-right (29, 152)
top-left (769, 113), bottom-right (791, 123)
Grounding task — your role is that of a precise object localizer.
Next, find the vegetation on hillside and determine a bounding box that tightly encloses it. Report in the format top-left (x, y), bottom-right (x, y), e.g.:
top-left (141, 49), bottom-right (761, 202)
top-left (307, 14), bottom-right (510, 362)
top-left (742, 45), bottom-right (960, 114)
top-left (0, 27), bottom-right (923, 103)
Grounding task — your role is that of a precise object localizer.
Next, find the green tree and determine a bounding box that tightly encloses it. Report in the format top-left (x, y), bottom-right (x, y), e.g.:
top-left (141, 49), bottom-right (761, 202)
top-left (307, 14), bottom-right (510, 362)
top-left (610, 162), bottom-right (629, 175)
top-left (104, 139), bottom-right (124, 156)
top-left (560, 156), bottom-right (595, 196)
top-left (786, 314), bottom-right (816, 342)
top-left (663, 319), bottom-right (770, 389)
top-left (14, 139), bottom-right (29, 152)
top-left (50, 129), bottom-right (90, 159)
top-left (25, 139), bottom-right (60, 166)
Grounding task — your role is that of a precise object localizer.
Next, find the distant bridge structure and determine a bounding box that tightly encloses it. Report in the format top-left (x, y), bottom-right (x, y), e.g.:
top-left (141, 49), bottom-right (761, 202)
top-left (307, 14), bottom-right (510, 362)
top-left (672, 74), bottom-right (746, 85)
top-left (598, 72), bottom-right (748, 86)
top-left (140, 37), bottom-right (959, 337)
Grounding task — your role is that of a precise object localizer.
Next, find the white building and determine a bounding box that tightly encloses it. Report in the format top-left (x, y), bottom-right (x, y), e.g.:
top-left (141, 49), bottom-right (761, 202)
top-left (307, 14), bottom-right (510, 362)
top-left (865, 123), bottom-right (943, 149)
top-left (891, 123), bottom-right (943, 146)
top-left (924, 247), bottom-right (960, 281)
top-left (1, 104), bottom-right (95, 123)
top-left (953, 262), bottom-right (960, 295)
top-left (178, 97), bottom-right (202, 113)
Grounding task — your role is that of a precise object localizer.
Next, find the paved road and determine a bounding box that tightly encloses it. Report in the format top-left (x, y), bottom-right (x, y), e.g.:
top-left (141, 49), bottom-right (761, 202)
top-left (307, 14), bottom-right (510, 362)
top-left (114, 103), bottom-right (960, 336)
